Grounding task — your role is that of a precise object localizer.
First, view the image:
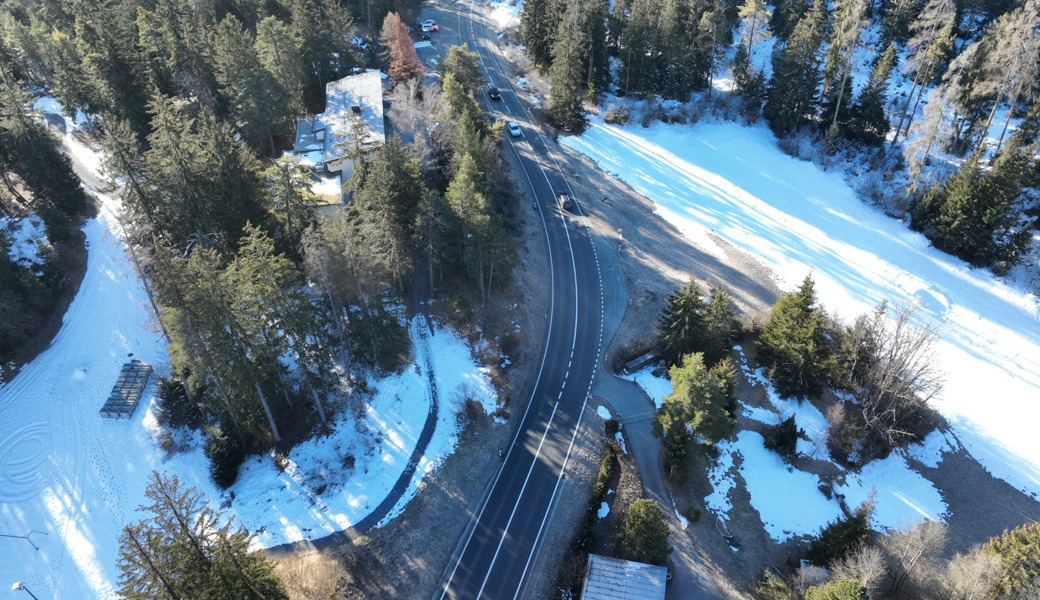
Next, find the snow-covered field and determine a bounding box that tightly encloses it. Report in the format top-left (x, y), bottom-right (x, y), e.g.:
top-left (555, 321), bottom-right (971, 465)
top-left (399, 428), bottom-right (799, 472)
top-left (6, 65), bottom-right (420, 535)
top-left (563, 117), bottom-right (1040, 533)
top-left (0, 100), bottom-right (497, 598)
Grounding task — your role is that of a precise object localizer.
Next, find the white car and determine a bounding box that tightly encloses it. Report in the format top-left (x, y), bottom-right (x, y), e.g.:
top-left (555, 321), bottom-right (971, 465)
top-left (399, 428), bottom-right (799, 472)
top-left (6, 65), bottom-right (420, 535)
top-left (507, 121), bottom-right (522, 137)
top-left (420, 19), bottom-right (438, 31)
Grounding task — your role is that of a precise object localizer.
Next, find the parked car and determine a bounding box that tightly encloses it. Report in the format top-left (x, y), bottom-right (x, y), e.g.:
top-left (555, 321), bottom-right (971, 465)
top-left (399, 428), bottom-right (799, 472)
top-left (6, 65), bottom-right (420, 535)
top-left (557, 193), bottom-right (574, 211)
top-left (420, 19), bottom-right (438, 31)
top-left (487, 84), bottom-right (501, 100)
top-left (507, 121), bottom-right (522, 137)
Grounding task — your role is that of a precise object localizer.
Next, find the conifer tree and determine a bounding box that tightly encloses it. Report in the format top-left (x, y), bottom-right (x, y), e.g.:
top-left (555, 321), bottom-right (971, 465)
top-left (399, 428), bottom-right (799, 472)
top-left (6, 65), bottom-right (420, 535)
top-left (619, 499), bottom-right (672, 566)
top-left (769, 0), bottom-right (809, 43)
top-left (703, 283), bottom-right (737, 367)
top-left (548, 0), bottom-right (586, 131)
top-left (806, 495), bottom-right (874, 566)
top-left (653, 352), bottom-right (737, 466)
top-left (380, 12), bottom-right (422, 85)
top-left (439, 45), bottom-right (482, 97)
top-left (757, 275), bottom-right (829, 398)
top-left (847, 43), bottom-right (895, 146)
top-left (520, 0), bottom-right (557, 68)
top-left (737, 0), bottom-right (770, 66)
top-left (117, 471), bottom-right (289, 600)
top-left (256, 16), bottom-right (305, 116)
top-left (763, 0), bottom-right (826, 136)
top-left (414, 189), bottom-right (455, 297)
top-left (263, 155), bottom-right (320, 252)
top-left (983, 522), bottom-right (1040, 598)
top-left (657, 272), bottom-right (708, 368)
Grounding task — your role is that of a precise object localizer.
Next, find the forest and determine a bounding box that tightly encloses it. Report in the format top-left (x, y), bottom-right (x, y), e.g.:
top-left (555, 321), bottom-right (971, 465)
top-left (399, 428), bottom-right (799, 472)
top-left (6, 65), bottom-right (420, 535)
top-left (0, 0), bottom-right (517, 484)
top-left (524, 0), bottom-right (1039, 273)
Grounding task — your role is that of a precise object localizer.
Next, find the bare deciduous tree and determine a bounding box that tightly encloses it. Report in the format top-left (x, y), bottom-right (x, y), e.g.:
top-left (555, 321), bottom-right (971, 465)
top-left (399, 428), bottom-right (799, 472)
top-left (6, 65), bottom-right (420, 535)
top-left (830, 544), bottom-right (887, 596)
top-left (881, 519), bottom-right (949, 593)
top-left (943, 548), bottom-right (1001, 600)
top-left (841, 301), bottom-right (944, 448)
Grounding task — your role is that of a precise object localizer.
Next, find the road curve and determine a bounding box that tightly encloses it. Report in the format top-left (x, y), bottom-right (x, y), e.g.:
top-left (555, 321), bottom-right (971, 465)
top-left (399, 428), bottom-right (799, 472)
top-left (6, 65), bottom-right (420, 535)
top-left (434, 1), bottom-right (607, 598)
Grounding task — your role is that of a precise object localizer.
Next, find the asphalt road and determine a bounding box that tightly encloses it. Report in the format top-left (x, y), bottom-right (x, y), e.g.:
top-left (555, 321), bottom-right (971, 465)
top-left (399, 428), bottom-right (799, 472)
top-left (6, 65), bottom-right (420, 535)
top-left (431, 2), bottom-right (608, 598)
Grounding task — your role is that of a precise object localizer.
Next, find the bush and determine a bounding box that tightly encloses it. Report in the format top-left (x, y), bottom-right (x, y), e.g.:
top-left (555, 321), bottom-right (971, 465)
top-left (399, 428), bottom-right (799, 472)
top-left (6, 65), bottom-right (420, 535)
top-left (806, 496), bottom-right (874, 566)
top-left (764, 415), bottom-right (802, 459)
top-left (205, 424), bottom-right (245, 489)
top-left (604, 101), bottom-right (630, 125)
top-left (604, 417), bottom-right (620, 437)
top-left (805, 579), bottom-right (868, 600)
top-left (684, 505), bottom-right (702, 524)
top-left (619, 499), bottom-right (672, 566)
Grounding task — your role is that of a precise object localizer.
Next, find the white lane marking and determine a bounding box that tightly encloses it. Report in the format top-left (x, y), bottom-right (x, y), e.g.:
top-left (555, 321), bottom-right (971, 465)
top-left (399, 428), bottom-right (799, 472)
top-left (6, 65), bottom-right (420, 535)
top-left (476, 401), bottom-right (561, 598)
top-left (514, 394), bottom-right (591, 599)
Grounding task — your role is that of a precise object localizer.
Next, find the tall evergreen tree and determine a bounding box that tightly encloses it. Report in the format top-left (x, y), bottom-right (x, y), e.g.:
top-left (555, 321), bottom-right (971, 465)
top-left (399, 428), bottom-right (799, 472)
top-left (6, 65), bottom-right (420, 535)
top-left (520, 0), bottom-right (558, 68)
top-left (548, 0), bottom-right (587, 131)
top-left (619, 499), bottom-right (673, 566)
top-left (212, 14), bottom-right (291, 155)
top-left (763, 0), bottom-right (826, 136)
top-left (703, 283), bottom-right (737, 367)
top-left (757, 275), bottom-right (829, 398)
top-left (657, 272), bottom-right (708, 368)
top-left (117, 471), bottom-right (290, 600)
top-left (847, 43), bottom-right (896, 146)
top-left (256, 16), bottom-right (305, 116)
top-left (983, 522), bottom-right (1040, 598)
top-left (439, 44), bottom-right (483, 97)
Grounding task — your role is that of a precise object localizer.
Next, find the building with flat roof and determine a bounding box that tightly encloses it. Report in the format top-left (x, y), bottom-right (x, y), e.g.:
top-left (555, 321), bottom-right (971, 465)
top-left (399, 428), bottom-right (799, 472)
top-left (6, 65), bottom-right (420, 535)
top-left (580, 554), bottom-right (667, 600)
top-left (293, 70), bottom-right (385, 184)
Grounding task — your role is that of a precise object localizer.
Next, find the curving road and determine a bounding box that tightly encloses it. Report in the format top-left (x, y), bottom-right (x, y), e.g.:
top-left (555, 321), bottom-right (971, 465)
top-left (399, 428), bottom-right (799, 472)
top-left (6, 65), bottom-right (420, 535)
top-left (432, 1), bottom-right (608, 598)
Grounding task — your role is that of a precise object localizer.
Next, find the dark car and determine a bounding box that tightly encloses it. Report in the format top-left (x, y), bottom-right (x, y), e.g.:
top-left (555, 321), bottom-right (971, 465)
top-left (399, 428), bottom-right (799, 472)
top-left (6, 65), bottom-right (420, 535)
top-left (487, 84), bottom-right (501, 100)
top-left (557, 193), bottom-right (574, 211)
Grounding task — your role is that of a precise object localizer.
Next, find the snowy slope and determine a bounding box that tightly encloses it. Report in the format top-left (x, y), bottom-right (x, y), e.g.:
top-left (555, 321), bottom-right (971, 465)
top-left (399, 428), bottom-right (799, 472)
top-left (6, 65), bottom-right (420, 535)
top-left (563, 118), bottom-right (1040, 502)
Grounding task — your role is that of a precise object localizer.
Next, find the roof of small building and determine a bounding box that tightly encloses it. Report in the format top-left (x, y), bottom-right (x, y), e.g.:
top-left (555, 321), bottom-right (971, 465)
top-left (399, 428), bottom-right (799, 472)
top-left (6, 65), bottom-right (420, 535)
top-left (316, 70), bottom-right (385, 165)
top-left (580, 554), bottom-right (667, 600)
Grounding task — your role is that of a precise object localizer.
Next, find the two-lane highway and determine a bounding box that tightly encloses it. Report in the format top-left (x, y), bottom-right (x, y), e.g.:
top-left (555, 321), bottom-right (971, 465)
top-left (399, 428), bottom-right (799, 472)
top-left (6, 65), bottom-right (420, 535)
top-left (435, 1), bottom-right (608, 598)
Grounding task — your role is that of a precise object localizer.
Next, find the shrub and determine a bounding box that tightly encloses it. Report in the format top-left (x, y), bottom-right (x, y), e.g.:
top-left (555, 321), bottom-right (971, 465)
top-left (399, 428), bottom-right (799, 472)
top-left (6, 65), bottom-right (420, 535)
top-left (764, 415), bottom-right (802, 459)
top-left (604, 101), bottom-right (630, 125)
top-left (806, 496), bottom-right (874, 566)
top-left (604, 417), bottom-right (620, 437)
top-left (684, 505), bottom-right (702, 524)
top-left (619, 499), bottom-right (672, 566)
top-left (805, 579), bottom-right (868, 600)
top-left (205, 424), bottom-right (245, 489)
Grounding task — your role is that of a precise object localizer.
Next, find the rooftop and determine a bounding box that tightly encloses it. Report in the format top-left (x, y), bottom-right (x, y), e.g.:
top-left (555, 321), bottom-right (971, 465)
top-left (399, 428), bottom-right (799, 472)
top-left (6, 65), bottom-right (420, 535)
top-left (317, 70), bottom-right (385, 165)
top-left (580, 554), bottom-right (667, 600)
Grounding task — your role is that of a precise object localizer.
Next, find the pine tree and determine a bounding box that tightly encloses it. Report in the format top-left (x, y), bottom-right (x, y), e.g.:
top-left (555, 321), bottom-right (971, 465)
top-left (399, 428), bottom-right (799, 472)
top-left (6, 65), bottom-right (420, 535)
top-left (256, 16), bottom-right (305, 116)
top-left (983, 522), bottom-right (1040, 598)
top-left (847, 43), bottom-right (895, 146)
top-left (548, 0), bottom-right (586, 131)
top-left (212, 14), bottom-right (291, 155)
top-left (619, 499), bottom-right (672, 566)
top-left (520, 0), bottom-right (557, 68)
top-left (414, 189), bottom-right (455, 297)
top-left (757, 275), bottom-right (829, 398)
top-left (769, 0), bottom-right (810, 43)
top-left (380, 12), bottom-right (422, 85)
top-left (737, 0), bottom-right (770, 66)
top-left (653, 352), bottom-right (736, 465)
top-left (117, 471), bottom-right (290, 600)
top-left (703, 283), bottom-right (736, 367)
top-left (439, 44), bottom-right (482, 96)
top-left (806, 495), bottom-right (874, 566)
top-left (657, 272), bottom-right (708, 368)
top-left (763, 0), bottom-right (826, 136)
top-left (263, 155), bottom-right (320, 252)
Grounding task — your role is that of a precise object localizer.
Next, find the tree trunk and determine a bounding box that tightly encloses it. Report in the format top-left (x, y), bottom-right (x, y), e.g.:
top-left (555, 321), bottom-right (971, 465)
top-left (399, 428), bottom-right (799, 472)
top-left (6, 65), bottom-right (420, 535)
top-left (255, 380), bottom-right (282, 443)
top-left (893, 74), bottom-right (922, 145)
top-left (830, 69), bottom-right (851, 131)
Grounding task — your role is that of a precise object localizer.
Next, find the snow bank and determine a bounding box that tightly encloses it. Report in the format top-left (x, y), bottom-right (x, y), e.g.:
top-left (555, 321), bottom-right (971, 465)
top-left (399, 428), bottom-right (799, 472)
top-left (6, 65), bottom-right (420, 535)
top-left (620, 365), bottom-right (672, 408)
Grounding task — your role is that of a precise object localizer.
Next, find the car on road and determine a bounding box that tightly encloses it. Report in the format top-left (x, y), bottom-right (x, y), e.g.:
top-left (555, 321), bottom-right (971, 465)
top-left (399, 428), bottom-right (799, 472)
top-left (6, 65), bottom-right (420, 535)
top-left (487, 84), bottom-right (501, 100)
top-left (557, 193), bottom-right (574, 211)
top-left (507, 121), bottom-right (522, 137)
top-left (420, 19), bottom-right (438, 31)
